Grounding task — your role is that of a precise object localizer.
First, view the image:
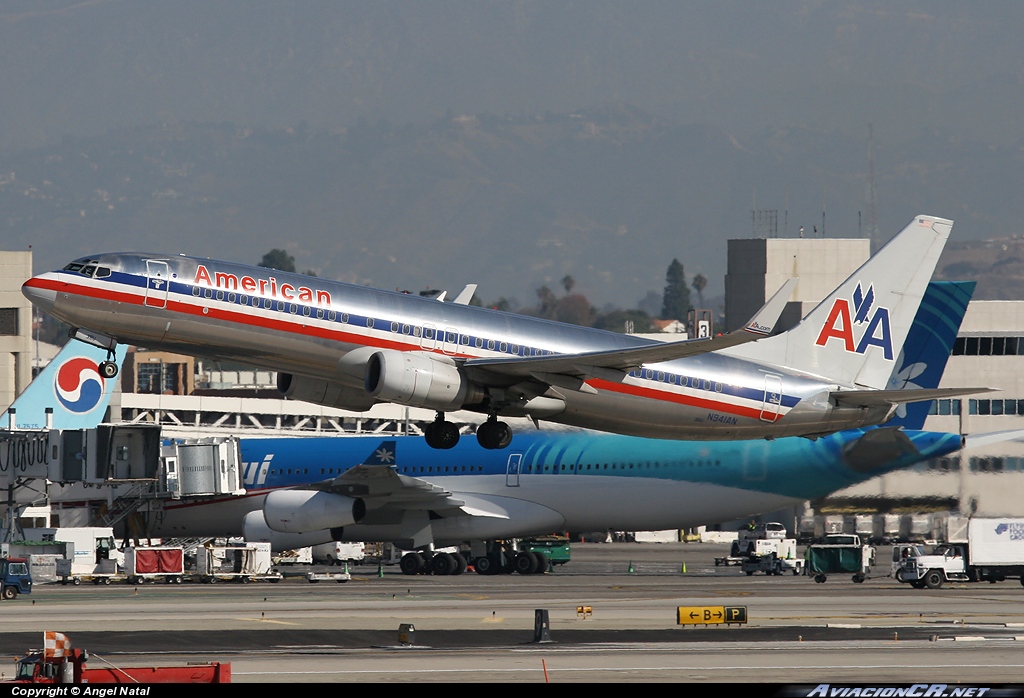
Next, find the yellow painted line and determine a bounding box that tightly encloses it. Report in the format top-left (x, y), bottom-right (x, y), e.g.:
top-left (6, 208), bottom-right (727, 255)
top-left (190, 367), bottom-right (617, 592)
top-left (237, 617), bottom-right (301, 626)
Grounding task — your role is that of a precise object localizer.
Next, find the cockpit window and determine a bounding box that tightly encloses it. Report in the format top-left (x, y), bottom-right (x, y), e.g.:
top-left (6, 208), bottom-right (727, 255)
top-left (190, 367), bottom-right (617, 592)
top-left (62, 262), bottom-right (111, 278)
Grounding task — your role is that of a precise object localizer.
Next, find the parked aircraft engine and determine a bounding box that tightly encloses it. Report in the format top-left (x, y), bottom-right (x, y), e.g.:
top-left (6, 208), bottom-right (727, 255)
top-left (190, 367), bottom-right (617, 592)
top-left (262, 489), bottom-right (366, 533)
top-left (242, 511), bottom-right (335, 552)
top-left (364, 349), bottom-right (484, 411)
top-left (277, 373), bottom-right (377, 412)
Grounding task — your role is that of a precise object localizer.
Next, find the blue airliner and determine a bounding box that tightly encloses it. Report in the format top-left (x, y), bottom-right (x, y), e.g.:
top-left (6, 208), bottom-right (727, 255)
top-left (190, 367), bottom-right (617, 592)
top-left (148, 282), bottom-right (1006, 575)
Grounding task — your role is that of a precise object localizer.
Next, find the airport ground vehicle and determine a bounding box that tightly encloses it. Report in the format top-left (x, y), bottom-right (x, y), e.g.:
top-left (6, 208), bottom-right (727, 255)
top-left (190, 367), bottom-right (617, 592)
top-left (312, 541), bottom-right (366, 566)
top-left (521, 536), bottom-right (571, 567)
top-left (740, 538), bottom-right (804, 576)
top-left (196, 542), bottom-right (282, 583)
top-left (273, 547), bottom-right (313, 565)
top-left (806, 534), bottom-right (874, 583)
top-left (124, 546), bottom-right (185, 584)
top-left (0, 558), bottom-right (32, 599)
top-left (897, 518), bottom-right (1024, 589)
top-left (12, 647), bottom-right (230, 684)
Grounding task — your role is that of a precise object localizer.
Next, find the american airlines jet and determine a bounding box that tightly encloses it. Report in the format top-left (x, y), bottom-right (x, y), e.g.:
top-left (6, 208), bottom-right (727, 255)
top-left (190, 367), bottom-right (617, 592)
top-left (22, 215), bottom-right (979, 450)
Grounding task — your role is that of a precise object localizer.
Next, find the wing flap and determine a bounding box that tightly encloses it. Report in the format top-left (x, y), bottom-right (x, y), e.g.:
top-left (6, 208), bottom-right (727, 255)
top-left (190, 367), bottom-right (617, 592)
top-left (464, 278), bottom-right (797, 378)
top-left (315, 464), bottom-right (464, 508)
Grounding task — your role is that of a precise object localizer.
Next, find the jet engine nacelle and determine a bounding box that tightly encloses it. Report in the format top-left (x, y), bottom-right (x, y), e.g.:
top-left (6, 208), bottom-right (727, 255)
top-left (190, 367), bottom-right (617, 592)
top-left (262, 489), bottom-right (366, 533)
top-left (277, 372), bottom-right (377, 412)
top-left (364, 349), bottom-right (484, 411)
top-left (242, 511), bottom-right (336, 552)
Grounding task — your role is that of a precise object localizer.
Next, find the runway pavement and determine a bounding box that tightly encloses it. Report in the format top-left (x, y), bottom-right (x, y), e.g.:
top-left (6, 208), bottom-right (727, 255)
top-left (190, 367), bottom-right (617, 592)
top-left (2, 542), bottom-right (1023, 683)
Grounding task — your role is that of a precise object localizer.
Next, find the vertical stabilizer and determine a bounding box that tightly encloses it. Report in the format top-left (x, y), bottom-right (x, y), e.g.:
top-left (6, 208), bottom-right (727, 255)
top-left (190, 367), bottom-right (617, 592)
top-left (884, 281), bottom-right (975, 430)
top-left (742, 216), bottom-right (952, 389)
top-left (4, 343), bottom-right (126, 430)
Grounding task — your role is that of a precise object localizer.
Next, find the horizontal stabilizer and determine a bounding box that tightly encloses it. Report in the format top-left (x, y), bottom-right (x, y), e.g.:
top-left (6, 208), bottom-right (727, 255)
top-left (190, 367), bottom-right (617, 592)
top-left (832, 387), bottom-right (992, 408)
top-left (962, 429), bottom-right (1024, 452)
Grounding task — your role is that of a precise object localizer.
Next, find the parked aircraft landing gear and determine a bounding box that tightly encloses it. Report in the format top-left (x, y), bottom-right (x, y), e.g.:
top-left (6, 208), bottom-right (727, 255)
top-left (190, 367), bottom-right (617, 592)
top-left (424, 413), bottom-right (460, 449)
top-left (476, 417), bottom-right (512, 450)
top-left (399, 551), bottom-right (467, 576)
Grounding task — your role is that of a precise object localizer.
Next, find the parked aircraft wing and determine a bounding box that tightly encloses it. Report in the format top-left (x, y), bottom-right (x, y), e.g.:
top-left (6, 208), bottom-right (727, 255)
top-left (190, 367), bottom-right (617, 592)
top-left (832, 386), bottom-right (992, 407)
top-left (311, 464), bottom-right (465, 509)
top-left (464, 278), bottom-right (797, 380)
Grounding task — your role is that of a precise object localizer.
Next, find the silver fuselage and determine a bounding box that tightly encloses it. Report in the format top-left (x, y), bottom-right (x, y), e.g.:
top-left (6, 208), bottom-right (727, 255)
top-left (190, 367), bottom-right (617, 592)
top-left (24, 253), bottom-right (894, 440)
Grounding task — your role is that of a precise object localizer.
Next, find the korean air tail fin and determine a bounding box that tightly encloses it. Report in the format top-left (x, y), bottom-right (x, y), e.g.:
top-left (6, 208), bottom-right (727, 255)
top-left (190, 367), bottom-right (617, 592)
top-left (4, 343), bottom-right (126, 430)
top-left (735, 215), bottom-right (952, 389)
top-left (883, 281), bottom-right (975, 430)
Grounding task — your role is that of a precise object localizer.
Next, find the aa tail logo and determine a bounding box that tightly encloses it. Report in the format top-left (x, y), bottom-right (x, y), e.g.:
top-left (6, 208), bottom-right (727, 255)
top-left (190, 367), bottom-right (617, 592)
top-left (814, 283), bottom-right (893, 360)
top-left (54, 357), bottom-right (107, 413)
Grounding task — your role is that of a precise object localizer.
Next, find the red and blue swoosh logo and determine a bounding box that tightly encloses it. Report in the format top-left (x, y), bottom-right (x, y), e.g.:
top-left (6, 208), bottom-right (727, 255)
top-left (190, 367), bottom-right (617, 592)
top-left (54, 357), bottom-right (106, 413)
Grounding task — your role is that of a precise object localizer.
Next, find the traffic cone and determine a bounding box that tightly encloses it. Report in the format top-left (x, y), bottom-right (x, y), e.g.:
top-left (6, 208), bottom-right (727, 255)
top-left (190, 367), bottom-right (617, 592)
top-left (681, 562), bottom-right (687, 574)
top-left (344, 561), bottom-right (350, 575)
top-left (628, 561), bottom-right (634, 573)
top-left (377, 563), bottom-right (384, 578)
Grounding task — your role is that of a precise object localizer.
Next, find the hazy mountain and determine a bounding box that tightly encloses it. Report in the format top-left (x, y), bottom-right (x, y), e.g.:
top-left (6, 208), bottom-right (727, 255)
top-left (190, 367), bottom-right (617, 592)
top-left (4, 110), bottom-right (1022, 305)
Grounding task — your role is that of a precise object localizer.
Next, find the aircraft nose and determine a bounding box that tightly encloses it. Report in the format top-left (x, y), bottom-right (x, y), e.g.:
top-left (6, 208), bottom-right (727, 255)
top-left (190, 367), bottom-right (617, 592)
top-left (22, 276), bottom-right (58, 314)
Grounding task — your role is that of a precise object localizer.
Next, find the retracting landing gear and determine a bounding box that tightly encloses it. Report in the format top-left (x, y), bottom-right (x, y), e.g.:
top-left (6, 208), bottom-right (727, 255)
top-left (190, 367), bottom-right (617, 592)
top-left (69, 327), bottom-right (120, 378)
top-left (476, 416), bottom-right (512, 450)
top-left (424, 413), bottom-right (460, 449)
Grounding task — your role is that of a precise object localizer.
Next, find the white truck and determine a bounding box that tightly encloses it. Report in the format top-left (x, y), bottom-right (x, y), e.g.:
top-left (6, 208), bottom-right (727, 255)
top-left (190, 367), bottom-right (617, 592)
top-left (312, 542), bottom-right (365, 566)
top-left (23, 527), bottom-right (125, 585)
top-left (897, 518), bottom-right (1024, 589)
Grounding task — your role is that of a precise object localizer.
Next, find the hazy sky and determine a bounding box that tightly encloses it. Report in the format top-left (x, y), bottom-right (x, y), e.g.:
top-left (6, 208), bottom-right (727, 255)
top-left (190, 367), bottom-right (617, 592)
top-left (3, 1), bottom-right (1023, 303)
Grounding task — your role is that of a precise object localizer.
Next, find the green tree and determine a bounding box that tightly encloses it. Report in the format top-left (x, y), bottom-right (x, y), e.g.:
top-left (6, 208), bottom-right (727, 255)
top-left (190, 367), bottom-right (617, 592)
top-left (692, 273), bottom-right (708, 308)
top-left (660, 258), bottom-right (691, 320)
top-left (259, 249), bottom-right (296, 273)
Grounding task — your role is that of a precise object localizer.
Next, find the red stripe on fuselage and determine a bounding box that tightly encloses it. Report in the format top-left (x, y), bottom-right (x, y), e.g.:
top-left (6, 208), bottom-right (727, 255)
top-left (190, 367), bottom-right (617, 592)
top-left (32, 275), bottom-right (786, 422)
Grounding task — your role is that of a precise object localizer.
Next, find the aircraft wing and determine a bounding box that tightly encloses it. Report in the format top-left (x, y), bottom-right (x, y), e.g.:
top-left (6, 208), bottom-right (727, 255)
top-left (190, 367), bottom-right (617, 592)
top-left (312, 464), bottom-right (466, 510)
top-left (463, 278), bottom-right (797, 381)
top-left (832, 387), bottom-right (993, 408)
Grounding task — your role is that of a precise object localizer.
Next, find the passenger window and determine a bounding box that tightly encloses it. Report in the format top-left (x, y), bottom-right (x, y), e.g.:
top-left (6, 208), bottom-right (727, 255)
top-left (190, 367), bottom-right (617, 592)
top-left (216, 290), bottom-right (224, 301)
top-left (303, 306), bottom-right (311, 317)
top-left (341, 313), bottom-right (349, 323)
top-left (192, 287), bottom-right (201, 297)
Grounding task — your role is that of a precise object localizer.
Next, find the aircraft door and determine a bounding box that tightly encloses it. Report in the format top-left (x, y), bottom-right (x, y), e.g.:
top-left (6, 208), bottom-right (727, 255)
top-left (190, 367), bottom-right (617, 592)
top-left (442, 327), bottom-right (458, 355)
top-left (420, 324), bottom-right (437, 351)
top-left (144, 260), bottom-right (170, 309)
top-left (760, 374), bottom-right (783, 422)
top-left (506, 453), bottom-right (522, 487)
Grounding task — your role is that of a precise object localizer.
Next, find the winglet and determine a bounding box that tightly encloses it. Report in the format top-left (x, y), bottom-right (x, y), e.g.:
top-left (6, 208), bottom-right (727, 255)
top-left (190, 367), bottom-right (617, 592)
top-left (452, 284), bottom-right (478, 305)
top-left (744, 278), bottom-right (798, 336)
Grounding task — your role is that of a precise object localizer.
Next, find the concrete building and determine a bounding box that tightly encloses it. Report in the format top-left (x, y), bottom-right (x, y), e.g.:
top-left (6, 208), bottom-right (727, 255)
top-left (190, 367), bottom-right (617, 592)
top-left (0, 251), bottom-right (33, 410)
top-left (724, 238), bottom-right (871, 331)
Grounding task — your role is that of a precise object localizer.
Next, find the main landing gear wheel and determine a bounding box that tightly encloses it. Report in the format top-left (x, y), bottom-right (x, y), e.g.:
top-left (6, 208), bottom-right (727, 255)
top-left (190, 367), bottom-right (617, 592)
top-left (400, 552), bottom-right (426, 576)
top-left (424, 415), bottom-right (460, 450)
top-left (99, 361), bottom-right (119, 379)
top-left (476, 418), bottom-right (512, 450)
